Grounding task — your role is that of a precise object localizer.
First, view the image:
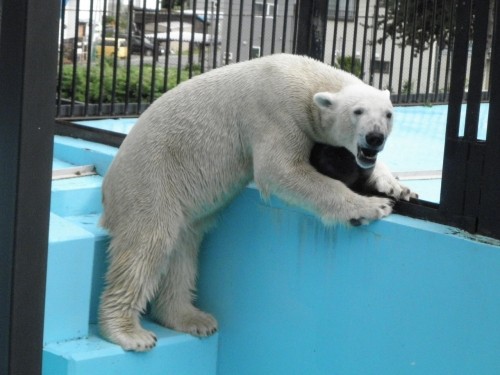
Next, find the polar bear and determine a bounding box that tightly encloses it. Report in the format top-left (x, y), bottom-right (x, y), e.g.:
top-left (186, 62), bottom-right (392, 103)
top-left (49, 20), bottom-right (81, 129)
top-left (99, 53), bottom-right (415, 351)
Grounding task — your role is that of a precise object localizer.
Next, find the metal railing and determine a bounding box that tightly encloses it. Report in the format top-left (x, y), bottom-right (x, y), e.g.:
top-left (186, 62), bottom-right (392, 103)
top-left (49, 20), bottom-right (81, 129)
top-left (57, 0), bottom-right (491, 118)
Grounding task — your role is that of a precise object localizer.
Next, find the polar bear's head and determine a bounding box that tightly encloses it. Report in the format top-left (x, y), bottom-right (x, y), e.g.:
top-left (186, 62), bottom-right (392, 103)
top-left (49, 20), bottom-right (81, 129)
top-left (313, 84), bottom-right (393, 169)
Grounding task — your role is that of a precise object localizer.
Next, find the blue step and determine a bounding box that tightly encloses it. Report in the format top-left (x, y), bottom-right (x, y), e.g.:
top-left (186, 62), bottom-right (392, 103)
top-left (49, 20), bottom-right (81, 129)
top-left (51, 175), bottom-right (104, 217)
top-left (43, 323), bottom-right (218, 375)
top-left (45, 214), bottom-right (95, 344)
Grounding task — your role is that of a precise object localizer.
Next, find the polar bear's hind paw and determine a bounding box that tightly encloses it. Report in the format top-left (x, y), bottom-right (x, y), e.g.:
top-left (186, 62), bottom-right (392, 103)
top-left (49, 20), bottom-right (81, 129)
top-left (112, 327), bottom-right (157, 352)
top-left (173, 310), bottom-right (218, 337)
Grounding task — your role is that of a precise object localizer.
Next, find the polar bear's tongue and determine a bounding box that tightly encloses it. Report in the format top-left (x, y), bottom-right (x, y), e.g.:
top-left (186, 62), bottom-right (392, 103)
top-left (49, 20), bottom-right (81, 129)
top-left (357, 147), bottom-right (378, 169)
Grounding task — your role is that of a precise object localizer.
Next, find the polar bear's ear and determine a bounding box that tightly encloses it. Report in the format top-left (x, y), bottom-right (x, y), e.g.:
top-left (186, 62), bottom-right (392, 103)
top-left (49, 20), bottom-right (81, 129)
top-left (313, 92), bottom-right (337, 109)
top-left (383, 89), bottom-right (391, 98)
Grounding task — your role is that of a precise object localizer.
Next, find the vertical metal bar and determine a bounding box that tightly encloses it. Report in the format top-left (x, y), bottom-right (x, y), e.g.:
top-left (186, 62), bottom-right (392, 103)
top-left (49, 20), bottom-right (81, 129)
top-left (405, 0), bottom-right (418, 102)
top-left (249, 0), bottom-right (256, 58)
top-left (360, 0), bottom-right (371, 81)
top-left (201, 0), bottom-right (209, 70)
top-left (378, 0), bottom-right (388, 89)
top-left (445, 0), bottom-right (472, 139)
top-left (292, 0), bottom-right (300, 55)
top-left (0, 0), bottom-right (60, 373)
top-left (351, 0), bottom-right (361, 75)
top-left (151, 0), bottom-right (161, 97)
top-left (294, 0), bottom-right (327, 61)
top-left (110, 0), bottom-right (121, 114)
top-left (84, 0), bottom-right (95, 116)
top-left (330, 0), bottom-right (341, 66)
top-left (433, 1), bottom-right (448, 102)
top-left (340, 0), bottom-right (350, 70)
top-left (177, 0), bottom-right (185, 82)
top-left (225, 0), bottom-right (234, 64)
top-left (281, 0), bottom-right (290, 53)
top-left (70, 0), bottom-right (82, 115)
top-left (137, 0), bottom-right (147, 104)
top-left (260, 0), bottom-right (268, 56)
top-left (125, 0), bottom-right (134, 112)
top-left (387, 0), bottom-right (399, 94)
top-left (463, 0), bottom-right (490, 141)
top-left (270, 0), bottom-right (278, 53)
top-left (97, 0), bottom-right (108, 114)
top-left (236, 0), bottom-right (244, 61)
top-left (415, 0), bottom-right (428, 102)
top-left (442, 3), bottom-right (456, 101)
top-left (57, 1), bottom-right (67, 116)
top-left (424, 0), bottom-right (438, 103)
top-left (164, 1), bottom-right (173, 82)
top-left (369, 0), bottom-right (380, 86)
top-left (439, 0), bottom-right (472, 216)
top-left (479, 0), bottom-right (500, 238)
top-left (212, 0), bottom-right (221, 67)
top-left (396, 0), bottom-right (409, 102)
top-left (189, 0), bottom-right (197, 75)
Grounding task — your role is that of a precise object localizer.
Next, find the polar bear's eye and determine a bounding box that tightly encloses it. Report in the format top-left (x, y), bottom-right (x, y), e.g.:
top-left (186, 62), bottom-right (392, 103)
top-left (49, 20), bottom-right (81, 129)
top-left (386, 112), bottom-right (393, 119)
top-left (353, 109), bottom-right (363, 115)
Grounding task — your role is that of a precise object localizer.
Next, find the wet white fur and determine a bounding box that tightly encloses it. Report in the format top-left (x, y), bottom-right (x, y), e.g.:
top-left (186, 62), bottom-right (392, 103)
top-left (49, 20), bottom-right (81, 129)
top-left (99, 54), bottom-right (414, 351)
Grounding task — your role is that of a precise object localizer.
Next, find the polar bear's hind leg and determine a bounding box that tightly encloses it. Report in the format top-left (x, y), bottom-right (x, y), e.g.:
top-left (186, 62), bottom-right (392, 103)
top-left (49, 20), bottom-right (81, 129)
top-left (150, 223), bottom-right (218, 336)
top-left (99, 226), bottom-right (180, 351)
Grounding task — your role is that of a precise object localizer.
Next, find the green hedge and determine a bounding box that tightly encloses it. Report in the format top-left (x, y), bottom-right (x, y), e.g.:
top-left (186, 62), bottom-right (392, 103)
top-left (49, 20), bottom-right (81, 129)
top-left (59, 61), bottom-right (200, 103)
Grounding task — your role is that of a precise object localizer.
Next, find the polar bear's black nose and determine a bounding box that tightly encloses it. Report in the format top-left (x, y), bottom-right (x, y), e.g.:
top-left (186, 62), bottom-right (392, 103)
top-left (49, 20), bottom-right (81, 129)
top-left (365, 132), bottom-right (385, 148)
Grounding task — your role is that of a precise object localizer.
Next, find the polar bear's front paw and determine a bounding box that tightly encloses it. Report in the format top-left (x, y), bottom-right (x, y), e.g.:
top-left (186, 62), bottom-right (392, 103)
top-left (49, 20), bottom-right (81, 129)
top-left (349, 196), bottom-right (393, 226)
top-left (371, 175), bottom-right (418, 201)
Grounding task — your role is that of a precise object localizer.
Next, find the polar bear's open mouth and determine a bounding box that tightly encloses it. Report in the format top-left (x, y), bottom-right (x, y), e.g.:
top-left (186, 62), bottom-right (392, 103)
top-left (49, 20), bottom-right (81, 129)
top-left (357, 147), bottom-right (379, 169)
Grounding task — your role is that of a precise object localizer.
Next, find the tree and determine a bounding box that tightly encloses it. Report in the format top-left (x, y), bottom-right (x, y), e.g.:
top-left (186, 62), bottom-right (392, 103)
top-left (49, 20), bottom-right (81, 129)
top-left (377, 0), bottom-right (495, 58)
top-left (376, 0), bottom-right (455, 54)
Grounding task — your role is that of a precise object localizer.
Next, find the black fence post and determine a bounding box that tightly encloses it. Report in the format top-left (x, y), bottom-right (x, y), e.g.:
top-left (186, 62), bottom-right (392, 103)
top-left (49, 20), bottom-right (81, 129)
top-left (438, 0), bottom-right (474, 230)
top-left (0, 0), bottom-right (60, 374)
top-left (478, 0), bottom-right (500, 239)
top-left (294, 0), bottom-right (328, 60)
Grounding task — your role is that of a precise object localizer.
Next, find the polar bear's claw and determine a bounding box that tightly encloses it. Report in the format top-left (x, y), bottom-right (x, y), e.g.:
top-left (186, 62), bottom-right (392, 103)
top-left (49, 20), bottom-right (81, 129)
top-left (350, 218), bottom-right (363, 226)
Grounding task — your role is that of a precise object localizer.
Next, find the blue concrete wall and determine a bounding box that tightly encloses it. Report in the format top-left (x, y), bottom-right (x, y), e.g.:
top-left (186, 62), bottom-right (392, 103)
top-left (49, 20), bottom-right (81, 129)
top-left (197, 187), bottom-right (500, 375)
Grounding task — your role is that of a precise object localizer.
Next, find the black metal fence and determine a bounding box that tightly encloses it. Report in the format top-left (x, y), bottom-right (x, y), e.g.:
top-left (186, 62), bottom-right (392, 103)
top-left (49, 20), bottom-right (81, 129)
top-left (57, 0), bottom-right (492, 118)
top-left (55, 0), bottom-right (500, 240)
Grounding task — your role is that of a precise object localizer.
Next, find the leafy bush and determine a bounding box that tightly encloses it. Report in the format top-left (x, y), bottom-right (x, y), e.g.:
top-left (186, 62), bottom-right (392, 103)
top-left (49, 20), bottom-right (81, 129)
top-left (336, 55), bottom-right (362, 78)
top-left (59, 61), bottom-right (200, 103)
